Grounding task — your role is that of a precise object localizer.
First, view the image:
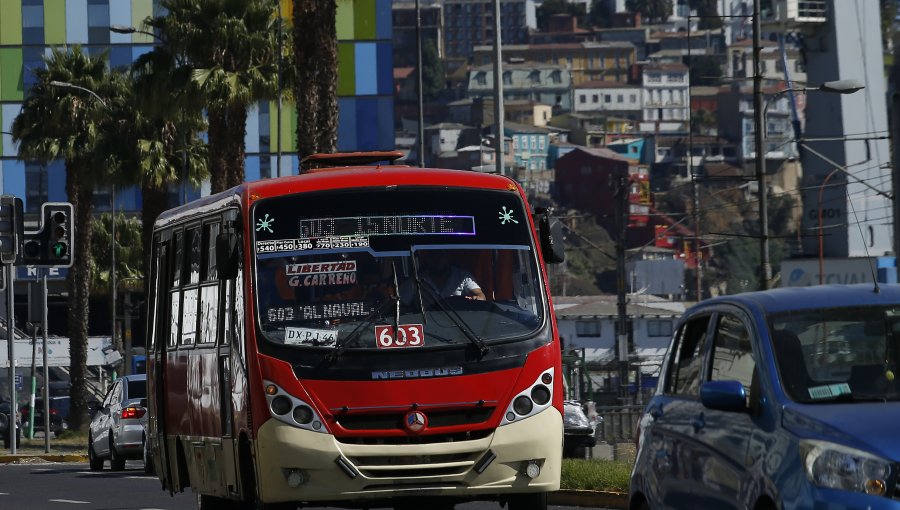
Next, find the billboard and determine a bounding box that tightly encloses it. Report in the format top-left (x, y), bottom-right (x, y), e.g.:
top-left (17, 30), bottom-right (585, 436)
top-left (781, 257), bottom-right (897, 287)
top-left (0, 336), bottom-right (113, 368)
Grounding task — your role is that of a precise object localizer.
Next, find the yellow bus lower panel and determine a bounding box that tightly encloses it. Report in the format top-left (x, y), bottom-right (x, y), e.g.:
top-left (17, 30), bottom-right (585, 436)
top-left (255, 407), bottom-right (563, 504)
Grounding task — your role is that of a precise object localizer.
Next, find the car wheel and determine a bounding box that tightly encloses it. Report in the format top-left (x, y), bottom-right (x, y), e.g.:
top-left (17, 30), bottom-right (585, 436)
top-left (88, 434), bottom-right (104, 471)
top-left (109, 435), bottom-right (126, 471)
top-left (506, 493), bottom-right (548, 510)
top-left (143, 437), bottom-right (155, 475)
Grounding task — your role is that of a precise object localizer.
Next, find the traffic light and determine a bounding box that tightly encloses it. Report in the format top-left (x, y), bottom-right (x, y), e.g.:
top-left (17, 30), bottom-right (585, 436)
top-left (0, 195), bottom-right (24, 265)
top-left (21, 202), bottom-right (74, 268)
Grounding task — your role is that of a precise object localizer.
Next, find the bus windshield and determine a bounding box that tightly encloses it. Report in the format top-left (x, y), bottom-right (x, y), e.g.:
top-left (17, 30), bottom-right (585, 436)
top-left (253, 187), bottom-right (545, 351)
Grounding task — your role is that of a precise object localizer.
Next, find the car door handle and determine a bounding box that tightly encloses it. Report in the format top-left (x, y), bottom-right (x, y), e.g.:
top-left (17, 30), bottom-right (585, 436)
top-left (692, 412), bottom-right (705, 432)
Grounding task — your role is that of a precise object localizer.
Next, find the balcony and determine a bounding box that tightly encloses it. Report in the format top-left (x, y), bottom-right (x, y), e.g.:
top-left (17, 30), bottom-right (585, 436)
top-left (763, 0), bottom-right (827, 25)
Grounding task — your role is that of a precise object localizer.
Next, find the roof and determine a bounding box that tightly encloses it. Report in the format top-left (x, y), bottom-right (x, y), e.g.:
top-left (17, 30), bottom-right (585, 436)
top-left (568, 146), bottom-right (634, 163)
top-left (504, 121), bottom-right (552, 134)
top-left (556, 299), bottom-right (682, 319)
top-left (575, 80), bottom-right (638, 89)
top-left (393, 67), bottom-right (415, 80)
top-left (473, 41), bottom-right (635, 52)
top-left (694, 284), bottom-right (900, 316)
top-left (643, 62), bottom-right (688, 72)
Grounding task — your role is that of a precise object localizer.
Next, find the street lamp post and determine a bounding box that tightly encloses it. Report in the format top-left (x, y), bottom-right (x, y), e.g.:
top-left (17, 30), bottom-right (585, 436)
top-left (48, 79), bottom-right (121, 370)
top-left (754, 79), bottom-right (864, 290)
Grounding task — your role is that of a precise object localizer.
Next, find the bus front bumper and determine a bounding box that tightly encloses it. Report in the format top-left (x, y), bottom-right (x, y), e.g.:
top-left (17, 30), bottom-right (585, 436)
top-left (254, 407), bottom-right (562, 504)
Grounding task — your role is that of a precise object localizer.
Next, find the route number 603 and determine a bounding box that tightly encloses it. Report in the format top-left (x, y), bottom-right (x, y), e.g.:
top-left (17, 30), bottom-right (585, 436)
top-left (375, 324), bottom-right (425, 349)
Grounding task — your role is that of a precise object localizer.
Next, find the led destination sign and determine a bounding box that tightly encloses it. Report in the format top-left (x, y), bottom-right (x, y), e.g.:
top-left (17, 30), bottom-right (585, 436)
top-left (298, 215), bottom-right (476, 238)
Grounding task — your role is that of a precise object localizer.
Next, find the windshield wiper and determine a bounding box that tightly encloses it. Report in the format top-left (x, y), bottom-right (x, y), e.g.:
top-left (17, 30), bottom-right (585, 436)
top-left (325, 297), bottom-right (396, 362)
top-left (416, 277), bottom-right (489, 357)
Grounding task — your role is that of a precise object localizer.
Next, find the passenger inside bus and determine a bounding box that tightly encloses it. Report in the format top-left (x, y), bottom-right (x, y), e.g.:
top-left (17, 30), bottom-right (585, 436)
top-left (400, 251), bottom-right (486, 303)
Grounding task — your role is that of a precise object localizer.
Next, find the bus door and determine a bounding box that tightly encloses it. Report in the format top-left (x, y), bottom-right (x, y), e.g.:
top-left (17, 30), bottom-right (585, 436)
top-left (149, 234), bottom-right (173, 489)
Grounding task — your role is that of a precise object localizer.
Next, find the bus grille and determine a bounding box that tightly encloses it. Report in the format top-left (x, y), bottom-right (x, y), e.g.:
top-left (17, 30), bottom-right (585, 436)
top-left (335, 407), bottom-right (495, 431)
top-left (348, 452), bottom-right (481, 479)
top-left (336, 429), bottom-right (492, 445)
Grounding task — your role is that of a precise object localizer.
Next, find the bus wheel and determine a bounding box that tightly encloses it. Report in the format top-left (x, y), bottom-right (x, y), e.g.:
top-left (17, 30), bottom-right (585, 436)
top-left (506, 493), bottom-right (548, 510)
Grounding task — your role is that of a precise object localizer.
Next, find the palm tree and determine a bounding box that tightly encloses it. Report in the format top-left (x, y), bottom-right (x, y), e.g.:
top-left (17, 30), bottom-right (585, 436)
top-left (11, 47), bottom-right (117, 432)
top-left (110, 46), bottom-right (209, 283)
top-left (294, 0), bottom-right (338, 158)
top-left (147, 0), bottom-right (284, 193)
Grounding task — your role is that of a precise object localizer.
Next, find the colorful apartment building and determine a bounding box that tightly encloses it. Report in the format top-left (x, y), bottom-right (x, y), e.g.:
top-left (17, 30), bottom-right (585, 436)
top-left (0, 0), bottom-right (394, 213)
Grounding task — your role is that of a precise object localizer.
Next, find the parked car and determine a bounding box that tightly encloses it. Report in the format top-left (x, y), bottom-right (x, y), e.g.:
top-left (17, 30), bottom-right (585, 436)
top-left (629, 284), bottom-right (900, 509)
top-left (562, 401), bottom-right (596, 458)
top-left (21, 396), bottom-right (71, 436)
top-left (88, 374), bottom-right (147, 471)
top-left (0, 400), bottom-right (20, 448)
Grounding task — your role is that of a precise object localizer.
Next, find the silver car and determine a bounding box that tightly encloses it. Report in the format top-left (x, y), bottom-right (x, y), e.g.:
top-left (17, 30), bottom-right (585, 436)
top-left (88, 374), bottom-right (147, 471)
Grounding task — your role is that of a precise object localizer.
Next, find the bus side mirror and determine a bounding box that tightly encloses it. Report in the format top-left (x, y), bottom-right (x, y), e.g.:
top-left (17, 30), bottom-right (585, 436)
top-left (216, 232), bottom-right (240, 280)
top-left (534, 209), bottom-right (565, 264)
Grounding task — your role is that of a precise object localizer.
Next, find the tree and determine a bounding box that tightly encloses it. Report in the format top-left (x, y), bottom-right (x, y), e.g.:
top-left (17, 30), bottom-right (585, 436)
top-left (421, 39), bottom-right (444, 101)
top-left (118, 43), bottom-right (209, 285)
top-left (625, 0), bottom-right (673, 24)
top-left (537, 0), bottom-right (587, 30)
top-left (688, 0), bottom-right (723, 30)
top-left (11, 47), bottom-right (117, 432)
top-left (294, 0), bottom-right (338, 159)
top-left (148, 0), bottom-right (284, 193)
top-left (689, 55), bottom-right (724, 86)
top-left (588, 0), bottom-right (613, 28)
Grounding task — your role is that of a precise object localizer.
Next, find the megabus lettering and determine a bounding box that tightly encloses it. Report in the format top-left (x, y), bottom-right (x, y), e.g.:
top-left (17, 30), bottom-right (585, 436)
top-left (371, 367), bottom-right (464, 380)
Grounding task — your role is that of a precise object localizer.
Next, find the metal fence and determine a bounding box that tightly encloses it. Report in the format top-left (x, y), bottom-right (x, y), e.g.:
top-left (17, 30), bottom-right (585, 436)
top-left (594, 404), bottom-right (643, 443)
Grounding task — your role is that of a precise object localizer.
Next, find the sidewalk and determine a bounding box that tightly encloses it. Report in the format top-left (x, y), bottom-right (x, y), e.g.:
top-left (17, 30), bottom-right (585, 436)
top-left (0, 437), bottom-right (88, 464)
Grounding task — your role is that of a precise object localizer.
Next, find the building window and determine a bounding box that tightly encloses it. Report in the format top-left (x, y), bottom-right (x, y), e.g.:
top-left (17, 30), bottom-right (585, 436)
top-left (475, 71), bottom-right (487, 85)
top-left (530, 135), bottom-right (536, 149)
top-left (576, 320), bottom-right (601, 337)
top-left (579, 94), bottom-right (586, 103)
top-left (630, 94), bottom-right (637, 103)
top-left (503, 71), bottom-right (512, 85)
top-left (648, 319), bottom-right (674, 337)
top-left (539, 137), bottom-right (545, 150)
top-left (592, 94), bottom-right (598, 103)
top-left (647, 74), bottom-right (661, 83)
top-left (617, 94), bottom-right (624, 103)
top-left (550, 70), bottom-right (562, 84)
top-left (604, 94), bottom-right (612, 103)
top-left (530, 70), bottom-right (541, 83)
top-left (667, 73), bottom-right (684, 82)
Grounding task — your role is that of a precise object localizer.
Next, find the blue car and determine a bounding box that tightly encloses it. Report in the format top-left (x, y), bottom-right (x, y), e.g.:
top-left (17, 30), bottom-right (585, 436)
top-left (629, 284), bottom-right (900, 509)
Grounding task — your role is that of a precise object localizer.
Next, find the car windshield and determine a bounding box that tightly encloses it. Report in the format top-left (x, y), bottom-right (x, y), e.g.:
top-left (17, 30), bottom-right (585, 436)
top-left (770, 306), bottom-right (900, 403)
top-left (127, 380), bottom-right (146, 400)
top-left (253, 187), bottom-right (545, 352)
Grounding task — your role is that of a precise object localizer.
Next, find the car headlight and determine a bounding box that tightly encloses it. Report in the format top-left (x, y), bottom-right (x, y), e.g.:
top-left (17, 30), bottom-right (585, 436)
top-left (799, 439), bottom-right (892, 496)
top-left (563, 408), bottom-right (590, 429)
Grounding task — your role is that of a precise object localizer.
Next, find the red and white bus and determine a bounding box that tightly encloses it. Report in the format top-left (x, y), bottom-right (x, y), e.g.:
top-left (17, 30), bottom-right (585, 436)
top-left (144, 152), bottom-right (566, 510)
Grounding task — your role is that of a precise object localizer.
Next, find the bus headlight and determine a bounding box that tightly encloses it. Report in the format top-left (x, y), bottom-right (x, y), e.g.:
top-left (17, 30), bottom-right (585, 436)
top-left (263, 380), bottom-right (328, 434)
top-left (500, 368), bottom-right (554, 425)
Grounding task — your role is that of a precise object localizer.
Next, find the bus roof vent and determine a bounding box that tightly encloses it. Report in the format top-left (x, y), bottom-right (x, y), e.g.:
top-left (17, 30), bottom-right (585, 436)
top-left (300, 151), bottom-right (407, 172)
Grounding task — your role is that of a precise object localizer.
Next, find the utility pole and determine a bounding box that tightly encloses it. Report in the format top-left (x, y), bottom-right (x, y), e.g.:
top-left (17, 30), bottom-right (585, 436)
top-left (492, 0), bottom-right (504, 175)
top-left (415, 0), bottom-right (425, 167)
top-left (752, 0), bottom-right (771, 290)
top-left (614, 175), bottom-right (629, 401)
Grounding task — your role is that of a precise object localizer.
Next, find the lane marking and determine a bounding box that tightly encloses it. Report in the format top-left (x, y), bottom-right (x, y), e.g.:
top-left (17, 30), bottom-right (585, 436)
top-left (48, 499), bottom-right (89, 504)
top-left (126, 476), bottom-right (159, 480)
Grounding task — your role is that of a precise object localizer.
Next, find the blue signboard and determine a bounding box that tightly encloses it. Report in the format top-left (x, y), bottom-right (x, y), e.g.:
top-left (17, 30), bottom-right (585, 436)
top-left (16, 266), bottom-right (68, 281)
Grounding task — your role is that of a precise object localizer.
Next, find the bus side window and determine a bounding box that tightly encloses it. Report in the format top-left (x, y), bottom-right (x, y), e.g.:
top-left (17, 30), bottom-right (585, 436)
top-left (169, 230), bottom-right (184, 348)
top-left (199, 222), bottom-right (220, 345)
top-left (180, 226), bottom-right (201, 346)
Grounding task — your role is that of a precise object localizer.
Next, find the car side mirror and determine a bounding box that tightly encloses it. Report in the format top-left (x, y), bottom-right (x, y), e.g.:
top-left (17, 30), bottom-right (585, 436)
top-left (700, 380), bottom-right (747, 412)
top-left (534, 208), bottom-right (565, 264)
top-left (87, 400), bottom-right (100, 418)
top-left (139, 398), bottom-right (148, 408)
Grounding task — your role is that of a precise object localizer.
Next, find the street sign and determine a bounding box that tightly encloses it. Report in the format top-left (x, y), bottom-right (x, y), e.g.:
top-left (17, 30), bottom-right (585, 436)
top-left (16, 266), bottom-right (68, 281)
